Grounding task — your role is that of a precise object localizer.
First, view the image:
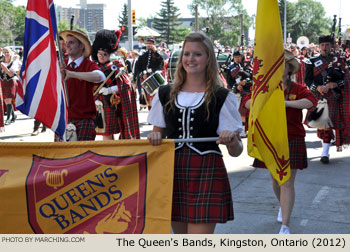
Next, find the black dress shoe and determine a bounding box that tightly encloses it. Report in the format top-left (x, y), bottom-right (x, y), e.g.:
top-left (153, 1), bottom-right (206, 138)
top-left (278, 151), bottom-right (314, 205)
top-left (11, 114), bottom-right (17, 123)
top-left (320, 156), bottom-right (329, 164)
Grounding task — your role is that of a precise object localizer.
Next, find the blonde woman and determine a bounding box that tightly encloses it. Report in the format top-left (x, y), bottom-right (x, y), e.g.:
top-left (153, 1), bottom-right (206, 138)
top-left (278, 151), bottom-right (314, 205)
top-left (0, 47), bottom-right (19, 125)
top-left (147, 32), bottom-right (243, 234)
top-left (117, 47), bottom-right (132, 73)
top-left (244, 50), bottom-right (317, 234)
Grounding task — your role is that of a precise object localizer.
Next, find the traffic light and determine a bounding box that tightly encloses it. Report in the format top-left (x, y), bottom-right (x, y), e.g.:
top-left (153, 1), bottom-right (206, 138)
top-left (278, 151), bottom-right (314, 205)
top-left (121, 26), bottom-right (126, 32)
top-left (132, 10), bottom-right (136, 25)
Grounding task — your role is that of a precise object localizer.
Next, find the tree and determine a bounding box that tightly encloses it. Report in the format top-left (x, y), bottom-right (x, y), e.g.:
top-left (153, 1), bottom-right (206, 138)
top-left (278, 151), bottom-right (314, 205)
top-left (118, 3), bottom-right (128, 39)
top-left (278, 0), bottom-right (295, 39)
top-left (137, 17), bottom-right (147, 28)
top-left (13, 5), bottom-right (26, 45)
top-left (279, 0), bottom-right (331, 44)
top-left (0, 0), bottom-right (16, 46)
top-left (152, 0), bottom-right (185, 44)
top-left (191, 0), bottom-right (252, 47)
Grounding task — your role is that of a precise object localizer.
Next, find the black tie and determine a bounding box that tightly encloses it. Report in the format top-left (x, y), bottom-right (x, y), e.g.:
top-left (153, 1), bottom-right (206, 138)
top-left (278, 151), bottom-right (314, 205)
top-left (69, 62), bottom-right (76, 69)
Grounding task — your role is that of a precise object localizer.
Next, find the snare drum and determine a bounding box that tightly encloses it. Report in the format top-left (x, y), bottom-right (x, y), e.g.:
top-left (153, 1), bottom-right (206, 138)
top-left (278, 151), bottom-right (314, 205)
top-left (141, 71), bottom-right (167, 96)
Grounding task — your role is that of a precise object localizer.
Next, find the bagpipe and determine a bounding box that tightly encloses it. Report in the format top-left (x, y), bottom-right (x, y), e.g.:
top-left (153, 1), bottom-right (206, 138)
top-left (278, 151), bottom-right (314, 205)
top-left (228, 62), bottom-right (253, 94)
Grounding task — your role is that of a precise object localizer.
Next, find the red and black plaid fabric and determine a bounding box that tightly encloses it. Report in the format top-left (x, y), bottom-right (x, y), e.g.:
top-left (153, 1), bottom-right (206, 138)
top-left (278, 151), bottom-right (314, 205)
top-left (313, 88), bottom-right (344, 147)
top-left (54, 119), bottom-right (96, 142)
top-left (172, 146), bottom-right (234, 223)
top-left (316, 129), bottom-right (334, 144)
top-left (0, 79), bottom-right (17, 99)
top-left (342, 70), bottom-right (350, 145)
top-left (312, 58), bottom-right (328, 76)
top-left (253, 136), bottom-right (307, 170)
top-left (238, 92), bottom-right (250, 117)
top-left (98, 98), bottom-right (120, 135)
top-left (230, 65), bottom-right (240, 78)
top-left (117, 74), bottom-right (140, 139)
top-left (295, 58), bottom-right (306, 86)
top-left (96, 60), bottom-right (140, 138)
top-left (0, 84), bottom-right (4, 129)
top-left (73, 119), bottom-right (96, 141)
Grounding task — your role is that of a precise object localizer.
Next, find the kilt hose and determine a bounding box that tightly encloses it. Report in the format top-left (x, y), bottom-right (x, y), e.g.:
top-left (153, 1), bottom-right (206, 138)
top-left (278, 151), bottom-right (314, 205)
top-left (253, 136), bottom-right (308, 170)
top-left (172, 146), bottom-right (234, 223)
top-left (1, 79), bottom-right (17, 99)
top-left (55, 119), bottom-right (96, 142)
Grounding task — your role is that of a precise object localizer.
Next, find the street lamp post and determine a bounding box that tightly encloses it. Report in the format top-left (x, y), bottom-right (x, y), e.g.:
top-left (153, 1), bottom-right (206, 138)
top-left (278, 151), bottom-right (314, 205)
top-left (128, 0), bottom-right (133, 51)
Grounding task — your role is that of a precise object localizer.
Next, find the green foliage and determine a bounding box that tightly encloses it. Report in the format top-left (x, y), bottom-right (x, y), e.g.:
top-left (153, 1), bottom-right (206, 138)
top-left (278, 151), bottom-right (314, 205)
top-left (118, 3), bottom-right (129, 39)
top-left (57, 20), bottom-right (87, 34)
top-left (0, 0), bottom-right (16, 46)
top-left (137, 17), bottom-right (147, 28)
top-left (152, 0), bottom-right (186, 44)
top-left (278, 0), bottom-right (331, 44)
top-left (191, 0), bottom-right (252, 47)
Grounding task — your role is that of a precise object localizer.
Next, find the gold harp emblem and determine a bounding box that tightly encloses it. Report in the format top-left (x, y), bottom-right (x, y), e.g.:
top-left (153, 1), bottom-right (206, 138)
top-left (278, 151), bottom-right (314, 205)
top-left (43, 169), bottom-right (68, 189)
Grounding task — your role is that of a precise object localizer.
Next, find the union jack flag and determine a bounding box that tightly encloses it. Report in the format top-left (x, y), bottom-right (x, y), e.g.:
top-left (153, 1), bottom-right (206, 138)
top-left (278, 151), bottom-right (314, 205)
top-left (16, 0), bottom-right (67, 138)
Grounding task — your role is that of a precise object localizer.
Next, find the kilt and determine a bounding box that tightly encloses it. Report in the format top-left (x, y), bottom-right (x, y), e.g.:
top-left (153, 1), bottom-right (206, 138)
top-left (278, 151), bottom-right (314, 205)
top-left (238, 92), bottom-right (250, 118)
top-left (172, 146), bottom-right (234, 223)
top-left (317, 129), bottom-right (334, 144)
top-left (71, 119), bottom-right (96, 141)
top-left (96, 95), bottom-right (120, 136)
top-left (54, 119), bottom-right (96, 142)
top-left (117, 75), bottom-right (140, 139)
top-left (0, 79), bottom-right (17, 99)
top-left (253, 136), bottom-right (307, 170)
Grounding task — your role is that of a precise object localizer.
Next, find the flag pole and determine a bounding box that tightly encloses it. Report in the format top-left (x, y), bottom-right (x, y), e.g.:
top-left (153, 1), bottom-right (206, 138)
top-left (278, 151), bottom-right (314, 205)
top-left (55, 32), bottom-right (70, 108)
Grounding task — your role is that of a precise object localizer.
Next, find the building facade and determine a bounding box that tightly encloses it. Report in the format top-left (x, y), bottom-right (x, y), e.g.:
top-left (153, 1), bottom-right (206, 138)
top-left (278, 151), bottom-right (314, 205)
top-left (56, 1), bottom-right (105, 41)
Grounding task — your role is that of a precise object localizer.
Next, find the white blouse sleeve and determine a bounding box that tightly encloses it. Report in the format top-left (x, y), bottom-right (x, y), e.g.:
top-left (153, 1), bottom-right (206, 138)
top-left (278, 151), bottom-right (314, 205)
top-left (217, 92), bottom-right (243, 134)
top-left (147, 91), bottom-right (166, 128)
top-left (9, 60), bottom-right (20, 74)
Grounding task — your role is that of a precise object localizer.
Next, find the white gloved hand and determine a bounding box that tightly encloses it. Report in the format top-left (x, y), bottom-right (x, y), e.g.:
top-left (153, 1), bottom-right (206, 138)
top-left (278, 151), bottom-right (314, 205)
top-left (99, 87), bottom-right (110, 95)
top-left (109, 85), bottom-right (118, 93)
top-left (99, 86), bottom-right (119, 95)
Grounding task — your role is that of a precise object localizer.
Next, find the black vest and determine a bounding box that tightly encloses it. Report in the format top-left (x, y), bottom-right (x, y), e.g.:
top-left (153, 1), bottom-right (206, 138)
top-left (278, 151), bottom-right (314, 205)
top-left (158, 85), bottom-right (229, 155)
top-left (0, 61), bottom-right (14, 80)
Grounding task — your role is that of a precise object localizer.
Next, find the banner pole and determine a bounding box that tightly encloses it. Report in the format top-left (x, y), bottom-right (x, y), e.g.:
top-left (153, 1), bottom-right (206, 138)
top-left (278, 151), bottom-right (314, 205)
top-left (173, 137), bottom-right (219, 143)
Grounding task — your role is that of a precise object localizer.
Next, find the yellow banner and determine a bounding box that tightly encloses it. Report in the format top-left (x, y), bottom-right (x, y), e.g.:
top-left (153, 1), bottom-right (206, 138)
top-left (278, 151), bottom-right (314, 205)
top-left (0, 140), bottom-right (174, 234)
top-left (248, 0), bottom-right (290, 185)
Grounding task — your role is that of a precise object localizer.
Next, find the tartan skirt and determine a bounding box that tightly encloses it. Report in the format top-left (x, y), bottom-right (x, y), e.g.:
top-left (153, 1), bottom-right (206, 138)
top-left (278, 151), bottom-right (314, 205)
top-left (0, 79), bottom-right (17, 99)
top-left (172, 146), bottom-right (234, 223)
top-left (253, 136), bottom-right (308, 170)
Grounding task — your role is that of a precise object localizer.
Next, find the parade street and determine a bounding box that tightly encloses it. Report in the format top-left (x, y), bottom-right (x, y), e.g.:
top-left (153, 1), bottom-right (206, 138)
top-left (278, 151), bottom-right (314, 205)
top-left (1, 109), bottom-right (349, 234)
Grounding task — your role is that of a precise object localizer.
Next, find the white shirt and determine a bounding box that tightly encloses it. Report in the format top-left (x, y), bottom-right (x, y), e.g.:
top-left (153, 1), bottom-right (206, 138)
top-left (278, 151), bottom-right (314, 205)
top-left (68, 56), bottom-right (105, 83)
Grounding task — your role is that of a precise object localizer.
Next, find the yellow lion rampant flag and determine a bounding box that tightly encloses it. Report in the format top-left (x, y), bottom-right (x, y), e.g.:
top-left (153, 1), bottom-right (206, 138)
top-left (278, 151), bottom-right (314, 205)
top-left (248, 0), bottom-right (290, 185)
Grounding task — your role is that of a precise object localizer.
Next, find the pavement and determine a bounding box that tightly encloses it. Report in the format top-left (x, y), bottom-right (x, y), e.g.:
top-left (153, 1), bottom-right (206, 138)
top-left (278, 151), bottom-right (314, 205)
top-left (1, 109), bottom-right (349, 234)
